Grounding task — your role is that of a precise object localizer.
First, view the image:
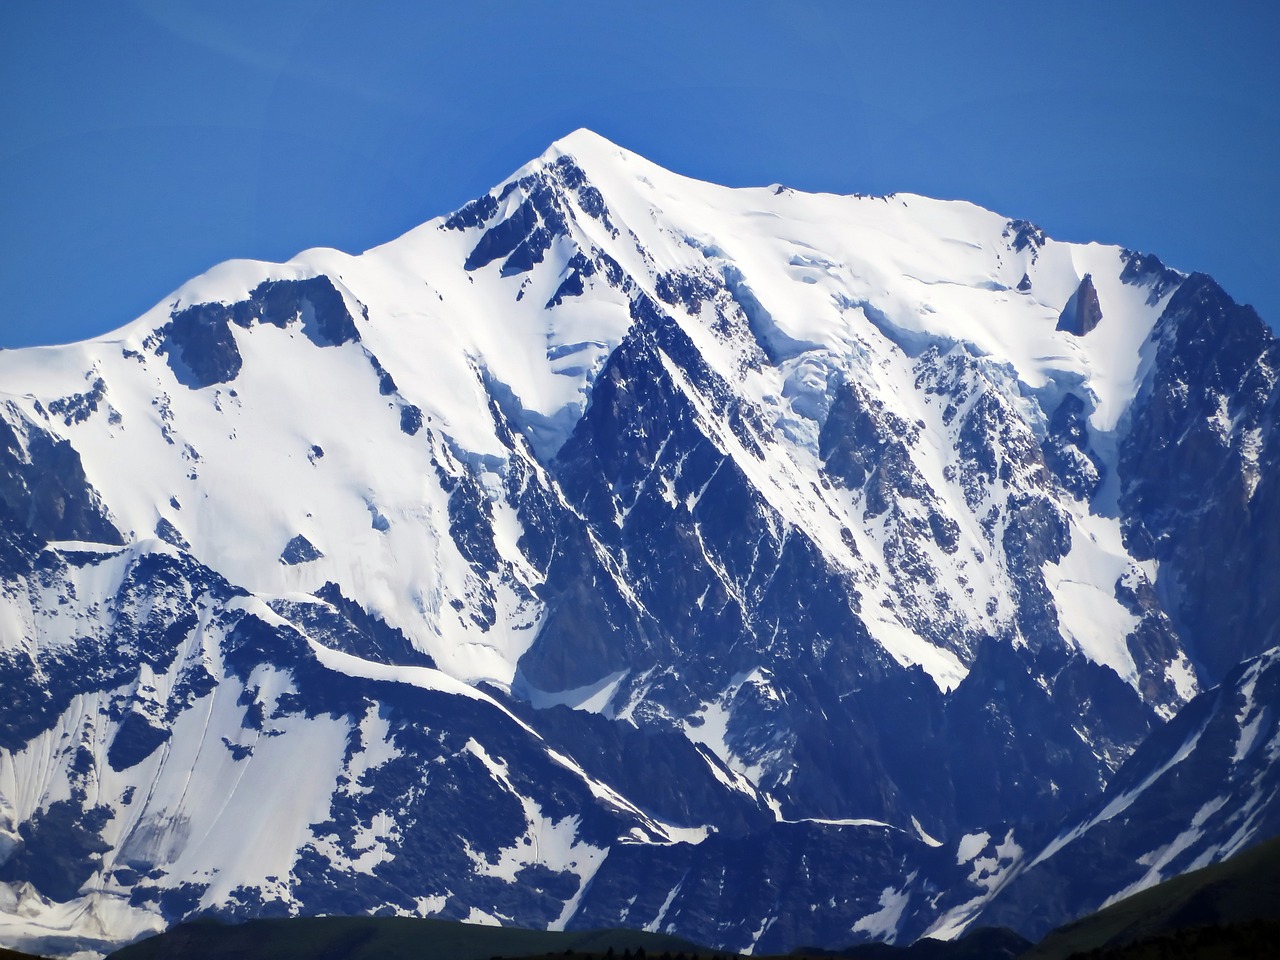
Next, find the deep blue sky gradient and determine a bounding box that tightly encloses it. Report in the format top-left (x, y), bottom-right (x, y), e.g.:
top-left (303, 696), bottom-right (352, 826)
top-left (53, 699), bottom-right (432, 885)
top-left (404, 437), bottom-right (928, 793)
top-left (3, 1), bottom-right (1278, 347)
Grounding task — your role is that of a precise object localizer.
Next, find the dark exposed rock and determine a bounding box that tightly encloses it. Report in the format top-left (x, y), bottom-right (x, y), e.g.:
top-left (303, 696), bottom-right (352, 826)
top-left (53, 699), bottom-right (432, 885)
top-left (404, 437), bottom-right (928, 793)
top-left (156, 277), bottom-right (362, 388)
top-left (945, 640), bottom-right (1120, 828)
top-left (249, 277), bottom-right (361, 346)
top-left (1002, 493), bottom-right (1070, 647)
top-left (572, 820), bottom-right (953, 952)
top-left (157, 301), bottom-right (244, 388)
top-left (154, 517), bottom-right (190, 550)
top-left (0, 798), bottom-right (114, 902)
top-left (1004, 219), bottom-right (1045, 255)
top-left (502, 227), bottom-right (556, 276)
top-left (1119, 273), bottom-right (1280, 682)
top-left (0, 405), bottom-right (122, 546)
top-left (545, 251), bottom-right (596, 308)
top-left (1120, 248), bottom-right (1182, 305)
top-left (655, 268), bottom-right (721, 315)
top-left (1057, 274), bottom-right (1104, 336)
top-left (368, 353), bottom-right (398, 395)
top-left (464, 176), bottom-right (571, 276)
top-left (280, 534), bottom-right (323, 565)
top-left (131, 882), bottom-right (211, 923)
top-left (1041, 393), bottom-right (1103, 501)
top-left (0, 547), bottom-right (237, 752)
top-left (107, 712), bottom-right (171, 771)
top-left (399, 404), bottom-right (424, 436)
top-left (271, 581), bottom-right (435, 668)
top-left (48, 377), bottom-right (106, 426)
top-left (504, 698), bottom-right (769, 836)
top-left (821, 380), bottom-right (921, 499)
top-left (442, 193), bottom-right (499, 231)
top-left (549, 155), bottom-right (617, 234)
top-left (465, 200), bottom-right (538, 272)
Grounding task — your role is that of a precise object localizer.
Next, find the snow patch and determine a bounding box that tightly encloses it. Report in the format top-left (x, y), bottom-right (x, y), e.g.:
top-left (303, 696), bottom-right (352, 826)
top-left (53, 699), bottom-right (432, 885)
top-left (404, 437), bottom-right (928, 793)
top-left (851, 882), bottom-right (913, 941)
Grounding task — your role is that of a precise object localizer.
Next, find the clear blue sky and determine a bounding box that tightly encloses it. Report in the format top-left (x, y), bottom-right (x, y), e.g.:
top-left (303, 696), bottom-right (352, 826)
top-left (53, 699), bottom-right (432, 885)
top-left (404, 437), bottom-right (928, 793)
top-left (2, 1), bottom-right (1278, 348)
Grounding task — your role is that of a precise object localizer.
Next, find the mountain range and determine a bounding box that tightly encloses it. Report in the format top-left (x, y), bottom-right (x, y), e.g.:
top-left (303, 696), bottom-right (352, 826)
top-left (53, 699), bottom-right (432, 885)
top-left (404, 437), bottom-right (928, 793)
top-left (0, 129), bottom-right (1276, 957)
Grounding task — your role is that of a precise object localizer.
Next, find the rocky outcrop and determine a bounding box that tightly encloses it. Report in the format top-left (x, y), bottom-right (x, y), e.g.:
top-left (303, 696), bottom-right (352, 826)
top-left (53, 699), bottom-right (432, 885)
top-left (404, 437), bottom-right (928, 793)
top-left (1057, 274), bottom-right (1104, 336)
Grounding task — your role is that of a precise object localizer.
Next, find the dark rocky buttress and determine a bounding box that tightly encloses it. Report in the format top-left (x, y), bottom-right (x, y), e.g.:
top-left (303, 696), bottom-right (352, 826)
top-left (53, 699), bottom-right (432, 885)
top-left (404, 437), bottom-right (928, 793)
top-left (1119, 273), bottom-right (1280, 682)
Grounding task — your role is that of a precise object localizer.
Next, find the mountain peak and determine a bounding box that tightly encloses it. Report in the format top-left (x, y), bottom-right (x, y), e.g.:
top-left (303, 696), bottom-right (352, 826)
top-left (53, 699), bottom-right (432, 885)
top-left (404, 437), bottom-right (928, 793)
top-left (493, 128), bottom-right (643, 200)
top-left (544, 126), bottom-right (628, 161)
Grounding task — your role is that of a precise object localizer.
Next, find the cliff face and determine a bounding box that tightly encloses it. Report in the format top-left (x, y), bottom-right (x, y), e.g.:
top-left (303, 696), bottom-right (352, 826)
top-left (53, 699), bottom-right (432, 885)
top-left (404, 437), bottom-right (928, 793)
top-left (1057, 273), bottom-right (1105, 336)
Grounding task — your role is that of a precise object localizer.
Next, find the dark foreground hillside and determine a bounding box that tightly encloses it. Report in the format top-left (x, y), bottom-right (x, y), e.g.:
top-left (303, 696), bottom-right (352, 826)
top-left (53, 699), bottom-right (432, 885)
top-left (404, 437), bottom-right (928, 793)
top-left (1049, 920), bottom-right (1280, 959)
top-left (814, 925), bottom-right (1031, 959)
top-left (1025, 834), bottom-right (1280, 960)
top-left (106, 916), bottom-right (711, 960)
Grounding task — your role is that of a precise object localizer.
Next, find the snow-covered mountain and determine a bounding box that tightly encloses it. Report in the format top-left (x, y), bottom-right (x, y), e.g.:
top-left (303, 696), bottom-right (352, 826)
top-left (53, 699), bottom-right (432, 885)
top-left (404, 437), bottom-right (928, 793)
top-left (0, 129), bottom-right (1276, 956)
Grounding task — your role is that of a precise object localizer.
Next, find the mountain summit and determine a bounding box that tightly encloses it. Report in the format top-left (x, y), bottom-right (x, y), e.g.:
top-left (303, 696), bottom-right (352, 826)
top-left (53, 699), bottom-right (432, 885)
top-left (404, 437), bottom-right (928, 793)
top-left (0, 130), bottom-right (1277, 957)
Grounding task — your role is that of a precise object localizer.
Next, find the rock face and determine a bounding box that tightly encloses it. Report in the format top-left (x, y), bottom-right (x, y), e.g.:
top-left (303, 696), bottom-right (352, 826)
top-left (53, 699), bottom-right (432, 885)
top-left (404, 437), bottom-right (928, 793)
top-left (1056, 274), bottom-right (1104, 336)
top-left (155, 277), bottom-right (360, 388)
top-left (0, 130), bottom-right (1275, 957)
top-left (279, 534), bottom-right (323, 565)
top-left (1119, 274), bottom-right (1280, 679)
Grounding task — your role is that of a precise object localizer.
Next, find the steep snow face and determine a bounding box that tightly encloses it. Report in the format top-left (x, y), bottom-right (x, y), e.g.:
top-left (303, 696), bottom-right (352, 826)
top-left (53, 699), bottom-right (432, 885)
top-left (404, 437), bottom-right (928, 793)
top-left (2, 129), bottom-right (1277, 955)
top-left (546, 129), bottom-right (1165, 432)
